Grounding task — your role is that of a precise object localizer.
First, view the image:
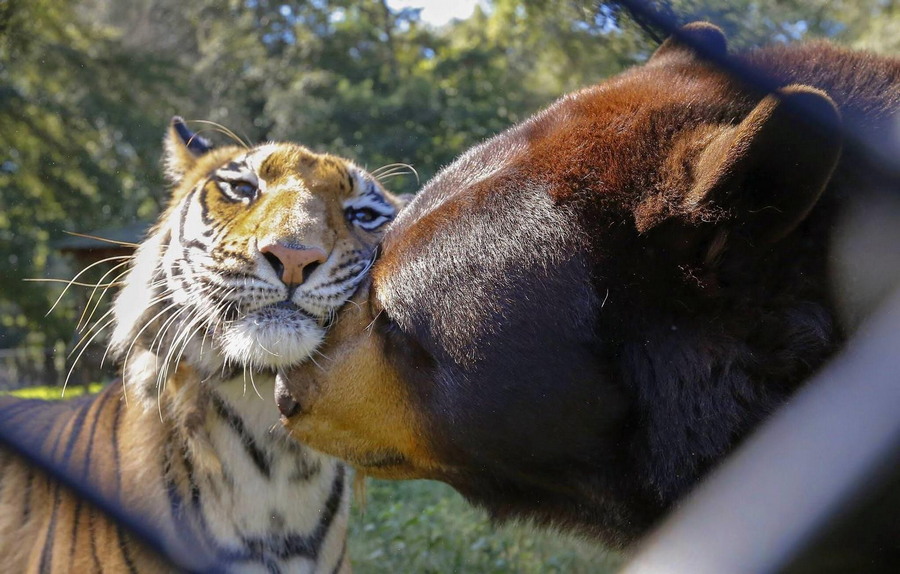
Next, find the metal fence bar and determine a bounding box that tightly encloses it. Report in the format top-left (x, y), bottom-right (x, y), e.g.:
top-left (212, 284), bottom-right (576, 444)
top-left (607, 2), bottom-right (900, 571)
top-left (621, 288), bottom-right (900, 573)
top-left (0, 409), bottom-right (210, 572)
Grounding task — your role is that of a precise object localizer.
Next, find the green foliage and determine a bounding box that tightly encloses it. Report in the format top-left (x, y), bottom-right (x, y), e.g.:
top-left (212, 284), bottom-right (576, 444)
top-left (349, 479), bottom-right (621, 573)
top-left (2, 0), bottom-right (893, 351)
top-left (620, 0), bottom-right (900, 52)
top-left (4, 382), bottom-right (105, 400)
top-left (0, 0), bottom-right (177, 347)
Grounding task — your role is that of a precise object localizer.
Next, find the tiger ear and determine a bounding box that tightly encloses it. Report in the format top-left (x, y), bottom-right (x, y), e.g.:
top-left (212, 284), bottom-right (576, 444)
top-left (650, 21), bottom-right (728, 62)
top-left (684, 85), bottom-right (842, 244)
top-left (163, 116), bottom-right (213, 183)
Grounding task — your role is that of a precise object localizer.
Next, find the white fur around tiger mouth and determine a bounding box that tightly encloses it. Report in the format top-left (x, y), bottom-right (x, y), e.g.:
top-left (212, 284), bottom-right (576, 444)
top-left (217, 301), bottom-right (326, 371)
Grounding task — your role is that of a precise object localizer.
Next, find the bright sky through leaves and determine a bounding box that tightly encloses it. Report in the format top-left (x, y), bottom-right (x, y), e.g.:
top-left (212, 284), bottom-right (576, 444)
top-left (387, 0), bottom-right (483, 26)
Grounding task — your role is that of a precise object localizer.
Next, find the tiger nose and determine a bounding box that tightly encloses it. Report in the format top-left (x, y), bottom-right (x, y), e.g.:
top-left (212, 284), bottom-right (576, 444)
top-left (259, 241), bottom-right (327, 287)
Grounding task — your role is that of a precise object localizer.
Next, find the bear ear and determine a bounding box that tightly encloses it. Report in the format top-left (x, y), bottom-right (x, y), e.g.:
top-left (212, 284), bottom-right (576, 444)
top-left (650, 21), bottom-right (728, 62)
top-left (684, 85), bottom-right (842, 244)
top-left (163, 116), bottom-right (213, 183)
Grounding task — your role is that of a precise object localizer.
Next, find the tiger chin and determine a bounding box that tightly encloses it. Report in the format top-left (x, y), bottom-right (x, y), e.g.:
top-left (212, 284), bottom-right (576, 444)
top-left (0, 118), bottom-right (405, 572)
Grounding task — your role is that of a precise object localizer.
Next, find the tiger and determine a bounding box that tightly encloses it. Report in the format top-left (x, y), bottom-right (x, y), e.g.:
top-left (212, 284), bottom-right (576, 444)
top-left (0, 117), bottom-right (405, 572)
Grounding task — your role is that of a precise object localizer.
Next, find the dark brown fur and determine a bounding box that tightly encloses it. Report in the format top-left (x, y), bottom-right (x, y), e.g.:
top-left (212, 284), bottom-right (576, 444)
top-left (278, 25), bottom-right (900, 547)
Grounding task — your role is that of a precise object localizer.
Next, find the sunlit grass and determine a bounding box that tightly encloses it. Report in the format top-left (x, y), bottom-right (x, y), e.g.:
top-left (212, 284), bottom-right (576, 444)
top-left (4, 382), bottom-right (105, 400)
top-left (349, 479), bottom-right (622, 573)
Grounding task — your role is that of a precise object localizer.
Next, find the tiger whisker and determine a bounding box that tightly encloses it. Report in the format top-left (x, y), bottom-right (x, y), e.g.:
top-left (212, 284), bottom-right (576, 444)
top-left (158, 306), bottom-right (210, 415)
top-left (199, 288), bottom-right (237, 357)
top-left (61, 230), bottom-right (140, 248)
top-left (22, 278), bottom-right (127, 288)
top-left (255, 339), bottom-right (281, 358)
top-left (120, 294), bottom-right (177, 353)
top-left (112, 287), bottom-right (181, 407)
top-left (147, 293), bottom-right (196, 352)
top-left (371, 162), bottom-right (419, 186)
top-left (365, 308), bottom-right (385, 335)
top-left (348, 250), bottom-right (380, 289)
top-left (62, 317), bottom-right (116, 397)
top-left (157, 306), bottom-right (207, 417)
top-left (241, 364), bottom-right (250, 397)
top-left (122, 300), bottom-right (184, 384)
top-left (248, 367), bottom-right (262, 400)
top-left (169, 309), bottom-right (212, 383)
top-left (69, 281), bottom-right (164, 363)
top-left (77, 261), bottom-right (134, 332)
top-left (68, 306), bottom-right (117, 359)
top-left (189, 119), bottom-right (251, 149)
top-left (220, 355), bottom-right (232, 380)
top-left (37, 255), bottom-right (134, 317)
top-left (150, 304), bottom-right (192, 367)
top-left (80, 269), bottom-right (134, 327)
top-left (158, 295), bottom-right (214, 375)
top-left (312, 347), bottom-right (333, 364)
top-left (306, 352), bottom-right (326, 373)
top-left (373, 167), bottom-right (415, 179)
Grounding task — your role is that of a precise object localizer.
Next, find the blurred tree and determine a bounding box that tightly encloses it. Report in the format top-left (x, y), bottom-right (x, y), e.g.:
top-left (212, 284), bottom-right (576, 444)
top-left (612, 0), bottom-right (900, 52)
top-left (83, 0), bottom-right (652, 189)
top-left (828, 0), bottom-right (899, 53)
top-left (2, 0), bottom-right (895, 353)
top-left (0, 0), bottom-right (177, 349)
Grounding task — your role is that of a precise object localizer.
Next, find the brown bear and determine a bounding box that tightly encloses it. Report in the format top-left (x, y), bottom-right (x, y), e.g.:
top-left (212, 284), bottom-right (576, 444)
top-left (276, 23), bottom-right (900, 548)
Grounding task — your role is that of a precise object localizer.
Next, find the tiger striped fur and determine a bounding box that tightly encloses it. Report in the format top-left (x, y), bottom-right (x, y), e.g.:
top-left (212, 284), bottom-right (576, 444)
top-left (0, 118), bottom-right (405, 573)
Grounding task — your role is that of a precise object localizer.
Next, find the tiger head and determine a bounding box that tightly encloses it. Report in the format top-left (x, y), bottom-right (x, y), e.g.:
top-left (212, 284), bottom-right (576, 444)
top-left (110, 118), bottom-right (404, 394)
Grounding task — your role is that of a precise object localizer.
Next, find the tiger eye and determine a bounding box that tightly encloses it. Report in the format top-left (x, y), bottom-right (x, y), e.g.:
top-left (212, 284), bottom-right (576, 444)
top-left (233, 181), bottom-right (257, 198)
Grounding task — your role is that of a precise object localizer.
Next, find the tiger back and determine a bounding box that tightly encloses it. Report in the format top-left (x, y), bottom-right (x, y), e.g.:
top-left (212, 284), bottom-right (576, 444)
top-left (0, 118), bottom-right (405, 572)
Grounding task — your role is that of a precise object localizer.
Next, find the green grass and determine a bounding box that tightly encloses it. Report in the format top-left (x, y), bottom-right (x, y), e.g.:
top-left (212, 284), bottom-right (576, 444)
top-left (4, 385), bottom-right (620, 572)
top-left (5, 382), bottom-right (105, 400)
top-left (349, 479), bottom-right (621, 573)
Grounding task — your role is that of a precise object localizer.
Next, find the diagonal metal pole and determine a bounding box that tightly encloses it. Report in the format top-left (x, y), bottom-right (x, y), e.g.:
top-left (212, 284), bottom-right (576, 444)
top-left (0, 414), bottom-right (214, 573)
top-left (621, 288), bottom-right (900, 574)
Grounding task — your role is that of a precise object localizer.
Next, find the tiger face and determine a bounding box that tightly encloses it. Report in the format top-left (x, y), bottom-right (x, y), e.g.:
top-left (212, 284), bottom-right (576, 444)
top-left (111, 118), bottom-right (404, 387)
